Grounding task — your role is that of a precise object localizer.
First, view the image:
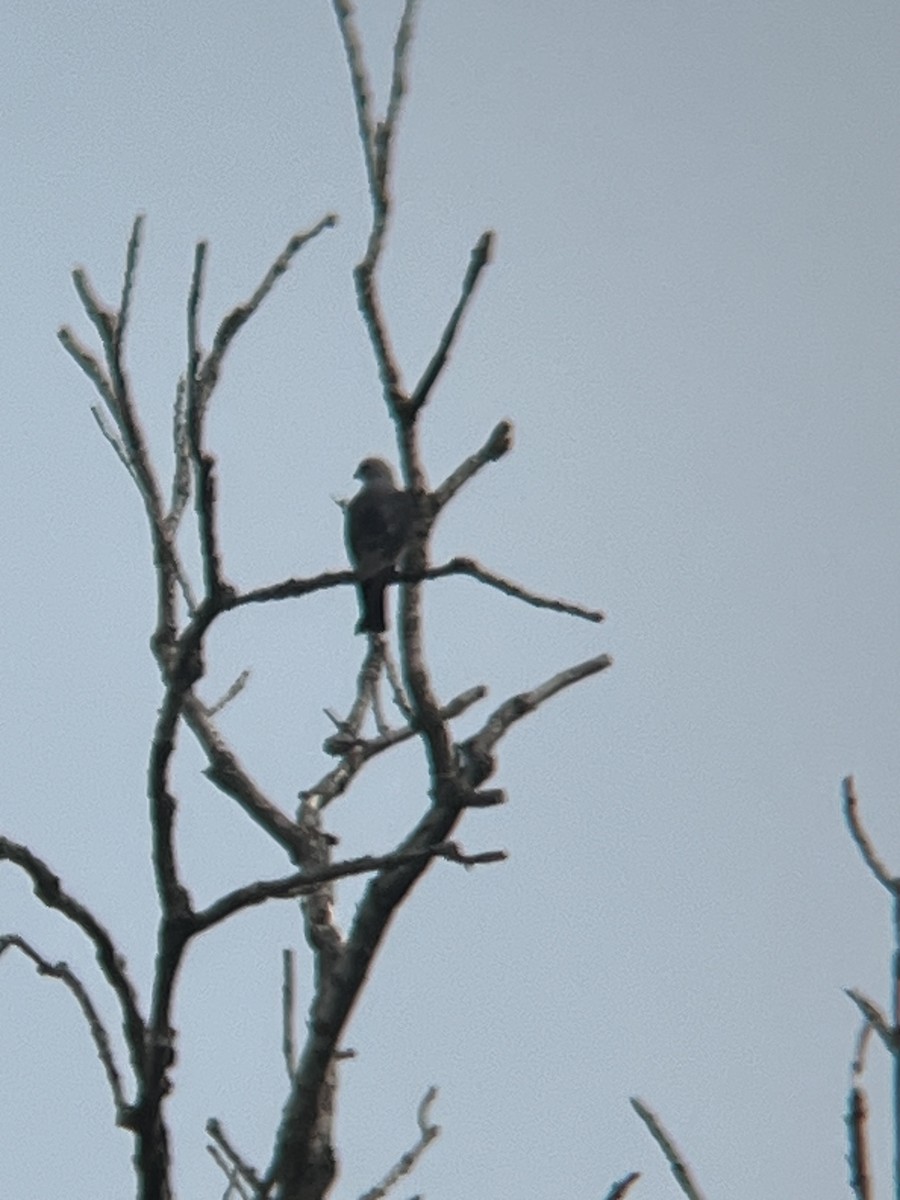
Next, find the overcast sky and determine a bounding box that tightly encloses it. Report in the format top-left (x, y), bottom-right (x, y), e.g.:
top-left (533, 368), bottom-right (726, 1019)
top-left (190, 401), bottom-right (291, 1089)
top-left (2, 2), bottom-right (900, 1198)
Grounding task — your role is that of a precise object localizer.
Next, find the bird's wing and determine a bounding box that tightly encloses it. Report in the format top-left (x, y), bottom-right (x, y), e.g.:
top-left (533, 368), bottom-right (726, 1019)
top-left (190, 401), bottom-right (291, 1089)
top-left (346, 487), bottom-right (413, 578)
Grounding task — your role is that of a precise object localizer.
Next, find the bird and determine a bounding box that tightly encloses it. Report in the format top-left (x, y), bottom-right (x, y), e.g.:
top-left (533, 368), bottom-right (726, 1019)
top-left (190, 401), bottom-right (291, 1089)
top-left (345, 457), bottom-right (415, 634)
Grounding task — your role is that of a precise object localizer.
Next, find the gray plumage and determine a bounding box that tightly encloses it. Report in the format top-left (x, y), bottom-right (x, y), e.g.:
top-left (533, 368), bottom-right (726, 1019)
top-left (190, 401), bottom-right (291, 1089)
top-left (345, 457), bottom-right (414, 634)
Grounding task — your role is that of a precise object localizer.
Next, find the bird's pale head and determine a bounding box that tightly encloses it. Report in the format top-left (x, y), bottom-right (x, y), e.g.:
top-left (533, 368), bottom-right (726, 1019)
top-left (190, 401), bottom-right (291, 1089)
top-left (354, 457), bottom-right (397, 486)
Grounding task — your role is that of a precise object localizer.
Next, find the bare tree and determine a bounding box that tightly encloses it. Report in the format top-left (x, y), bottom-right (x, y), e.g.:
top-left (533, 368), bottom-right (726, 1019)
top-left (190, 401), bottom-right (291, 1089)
top-left (0, 6), bottom-right (609, 1199)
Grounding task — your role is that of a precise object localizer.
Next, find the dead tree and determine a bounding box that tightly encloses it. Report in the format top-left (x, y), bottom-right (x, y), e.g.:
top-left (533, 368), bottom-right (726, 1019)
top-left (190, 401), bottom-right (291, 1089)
top-left (0, 5), bottom-right (609, 1200)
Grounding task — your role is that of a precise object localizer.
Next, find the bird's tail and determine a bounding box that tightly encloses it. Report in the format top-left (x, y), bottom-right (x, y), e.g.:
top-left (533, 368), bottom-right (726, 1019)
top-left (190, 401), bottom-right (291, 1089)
top-left (356, 574), bottom-right (389, 634)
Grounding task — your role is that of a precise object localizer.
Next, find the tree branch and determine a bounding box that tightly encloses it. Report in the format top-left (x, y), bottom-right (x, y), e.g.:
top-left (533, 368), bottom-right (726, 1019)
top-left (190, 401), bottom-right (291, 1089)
top-left (194, 840), bottom-right (504, 933)
top-left (846, 1083), bottom-right (872, 1200)
top-left (416, 556), bottom-right (604, 623)
top-left (630, 1098), bottom-right (707, 1200)
top-left (602, 1172), bottom-right (641, 1200)
top-left (431, 419), bottom-right (513, 511)
top-left (198, 216), bottom-right (338, 398)
top-left (0, 839), bottom-right (146, 1079)
top-left (115, 213), bottom-right (144, 355)
top-left (458, 653), bottom-right (612, 786)
top-left (0, 934), bottom-right (132, 1124)
top-left (845, 988), bottom-right (896, 1053)
top-left (309, 684), bottom-right (487, 810)
top-left (843, 776), bottom-right (895, 890)
top-left (207, 1118), bottom-right (263, 1195)
top-left (282, 949), bottom-right (297, 1080)
top-left (182, 692), bottom-right (306, 859)
top-left (410, 231), bottom-right (493, 413)
top-left (359, 1086), bottom-right (440, 1200)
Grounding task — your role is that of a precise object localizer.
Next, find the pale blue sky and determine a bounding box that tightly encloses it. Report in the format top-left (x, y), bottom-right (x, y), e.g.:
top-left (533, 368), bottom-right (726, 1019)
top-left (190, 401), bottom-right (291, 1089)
top-left (2, 2), bottom-right (900, 1197)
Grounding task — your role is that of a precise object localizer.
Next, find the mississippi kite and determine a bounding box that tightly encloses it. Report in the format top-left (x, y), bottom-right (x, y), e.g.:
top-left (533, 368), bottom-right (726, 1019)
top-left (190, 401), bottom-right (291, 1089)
top-left (345, 457), bottom-right (415, 634)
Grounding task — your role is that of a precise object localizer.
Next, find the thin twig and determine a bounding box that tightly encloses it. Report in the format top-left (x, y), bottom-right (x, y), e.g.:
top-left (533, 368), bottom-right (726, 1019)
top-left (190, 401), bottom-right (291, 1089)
top-left (72, 267), bottom-right (116, 354)
top-left (115, 214), bottom-right (144, 355)
top-left (282, 948), bottom-right (297, 1080)
top-left (458, 654), bottom-right (612, 786)
top-left (602, 1172), bottom-right (641, 1200)
top-left (199, 216), bottom-right (337, 396)
top-left (230, 568), bottom-right (357, 609)
top-left (0, 838), bottom-right (146, 1078)
top-left (0, 934), bottom-right (131, 1122)
top-left (846, 989), bottom-right (896, 1053)
top-left (630, 1098), bottom-right (707, 1200)
top-left (843, 776), bottom-right (895, 890)
top-left (846, 1084), bottom-right (872, 1200)
top-left (57, 327), bottom-right (116, 410)
top-left (411, 231), bottom-right (493, 412)
top-left (182, 694), bottom-right (306, 857)
top-left (205, 670), bottom-right (251, 718)
top-left (431, 419), bottom-right (513, 510)
top-left (193, 840), bottom-right (505, 933)
top-left (383, 640), bottom-right (414, 721)
top-left (416, 556), bottom-right (604, 623)
top-left (359, 1085), bottom-right (440, 1200)
top-left (308, 685), bottom-right (487, 809)
top-left (206, 1119), bottom-right (263, 1194)
top-left (89, 404), bottom-right (135, 478)
top-left (332, 0), bottom-right (379, 208)
top-left (375, 0), bottom-right (418, 199)
top-left (207, 1146), bottom-right (251, 1200)
top-left (185, 241), bottom-right (227, 599)
top-left (168, 376), bottom-right (192, 530)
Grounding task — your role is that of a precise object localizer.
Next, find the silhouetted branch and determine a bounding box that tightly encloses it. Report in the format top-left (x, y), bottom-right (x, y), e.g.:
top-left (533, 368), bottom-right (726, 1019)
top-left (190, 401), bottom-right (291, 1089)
top-left (411, 231), bottom-right (494, 413)
top-left (185, 240), bottom-right (227, 599)
top-left (631, 1098), bottom-right (706, 1200)
top-left (0, 934), bottom-right (131, 1122)
top-left (182, 693), bottom-right (306, 858)
top-left (417, 556), bottom-right (604, 623)
top-left (58, 327), bottom-right (116, 410)
top-left (310, 685), bottom-right (486, 809)
top-left (432, 420), bottom-right (513, 511)
top-left (205, 670), bottom-right (251, 718)
top-left (375, 0), bottom-right (417, 199)
top-left (359, 1086), bottom-right (440, 1200)
top-left (206, 1118), bottom-right (263, 1194)
top-left (843, 776), bottom-right (894, 890)
top-left (283, 949), bottom-right (297, 1080)
top-left (846, 1083), bottom-right (872, 1200)
top-left (232, 568), bottom-right (357, 609)
top-left (602, 1172), bottom-right (641, 1200)
top-left (0, 838), bottom-right (146, 1077)
top-left (207, 1146), bottom-right (251, 1200)
top-left (168, 376), bottom-right (192, 533)
top-left (334, 0), bottom-right (415, 410)
top-left (194, 840), bottom-right (504, 933)
top-left (458, 654), bottom-right (612, 786)
top-left (332, 0), bottom-right (379, 215)
top-left (89, 402), bottom-right (137, 478)
top-left (116, 213), bottom-right (144, 354)
top-left (845, 989), bottom-right (895, 1053)
top-left (199, 216), bottom-right (338, 398)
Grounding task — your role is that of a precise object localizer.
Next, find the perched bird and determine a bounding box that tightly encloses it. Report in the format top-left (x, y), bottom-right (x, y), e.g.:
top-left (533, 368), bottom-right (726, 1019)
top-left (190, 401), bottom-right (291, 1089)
top-left (345, 457), bottom-right (414, 634)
